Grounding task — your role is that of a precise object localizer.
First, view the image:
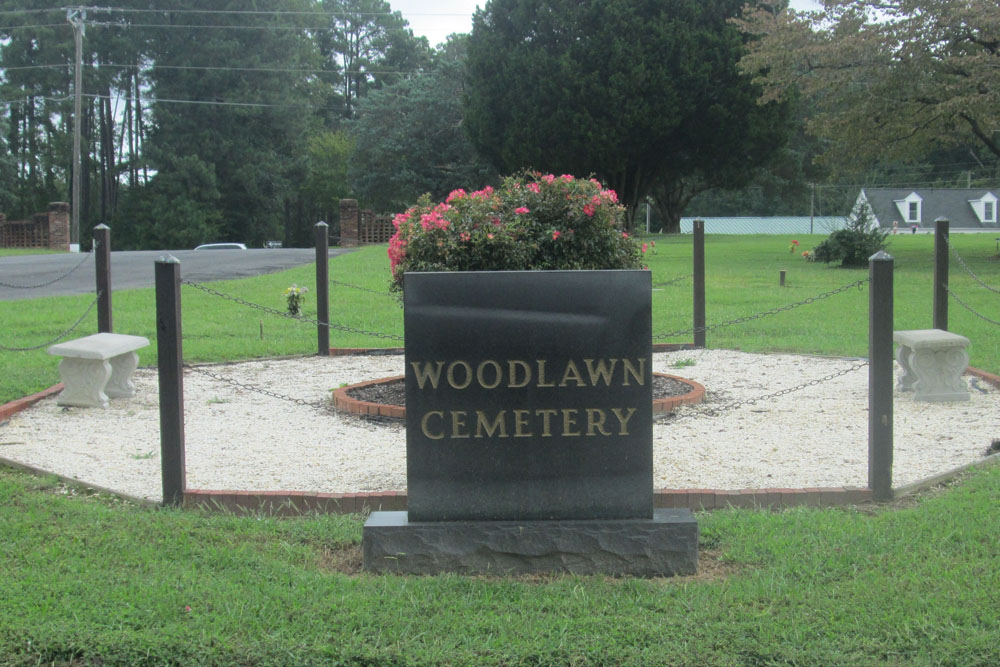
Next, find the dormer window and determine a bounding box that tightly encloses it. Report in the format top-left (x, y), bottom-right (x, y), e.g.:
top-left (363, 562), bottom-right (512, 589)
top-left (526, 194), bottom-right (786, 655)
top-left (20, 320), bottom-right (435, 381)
top-left (969, 192), bottom-right (998, 224)
top-left (895, 192), bottom-right (923, 224)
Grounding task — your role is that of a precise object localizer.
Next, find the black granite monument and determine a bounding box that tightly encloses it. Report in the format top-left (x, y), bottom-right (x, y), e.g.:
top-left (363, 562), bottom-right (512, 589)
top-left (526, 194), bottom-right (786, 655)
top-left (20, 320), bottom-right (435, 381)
top-left (362, 270), bottom-right (698, 576)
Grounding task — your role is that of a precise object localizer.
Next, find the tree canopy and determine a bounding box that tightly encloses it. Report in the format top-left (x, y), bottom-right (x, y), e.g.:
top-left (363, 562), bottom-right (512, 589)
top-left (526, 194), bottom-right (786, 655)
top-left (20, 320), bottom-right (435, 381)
top-left (737, 0), bottom-right (1000, 169)
top-left (463, 0), bottom-right (789, 231)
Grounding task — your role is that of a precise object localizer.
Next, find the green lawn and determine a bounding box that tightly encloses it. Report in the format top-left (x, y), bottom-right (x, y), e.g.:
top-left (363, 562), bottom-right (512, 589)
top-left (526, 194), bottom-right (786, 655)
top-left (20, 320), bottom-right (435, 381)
top-left (5, 232), bottom-right (998, 405)
top-left (2, 234), bottom-right (999, 664)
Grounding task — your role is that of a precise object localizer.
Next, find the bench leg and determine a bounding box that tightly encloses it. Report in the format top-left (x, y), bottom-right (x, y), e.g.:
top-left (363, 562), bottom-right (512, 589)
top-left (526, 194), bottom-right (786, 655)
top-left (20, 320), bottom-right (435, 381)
top-left (56, 358), bottom-right (111, 408)
top-left (909, 347), bottom-right (970, 402)
top-left (106, 351), bottom-right (140, 399)
top-left (896, 344), bottom-right (917, 392)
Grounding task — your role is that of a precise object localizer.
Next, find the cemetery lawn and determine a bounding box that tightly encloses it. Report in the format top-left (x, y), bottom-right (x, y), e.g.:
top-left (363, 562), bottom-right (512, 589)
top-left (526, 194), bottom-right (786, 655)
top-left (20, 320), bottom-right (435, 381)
top-left (2, 233), bottom-right (998, 405)
top-left (0, 463), bottom-right (997, 664)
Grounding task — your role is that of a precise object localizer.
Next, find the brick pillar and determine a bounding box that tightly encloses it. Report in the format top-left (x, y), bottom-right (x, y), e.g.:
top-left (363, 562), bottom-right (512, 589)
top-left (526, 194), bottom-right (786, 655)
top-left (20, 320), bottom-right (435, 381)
top-left (47, 202), bottom-right (70, 251)
top-left (339, 199), bottom-right (359, 248)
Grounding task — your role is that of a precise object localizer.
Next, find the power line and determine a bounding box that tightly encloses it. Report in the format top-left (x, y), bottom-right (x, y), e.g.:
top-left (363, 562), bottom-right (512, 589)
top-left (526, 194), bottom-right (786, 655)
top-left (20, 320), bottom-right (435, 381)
top-left (0, 23), bottom-right (70, 31)
top-left (81, 6), bottom-right (472, 18)
top-left (84, 91), bottom-right (327, 110)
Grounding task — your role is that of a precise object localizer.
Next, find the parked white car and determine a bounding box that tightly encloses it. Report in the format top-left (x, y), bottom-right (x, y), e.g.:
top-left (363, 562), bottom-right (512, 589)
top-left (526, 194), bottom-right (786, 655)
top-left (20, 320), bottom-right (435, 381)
top-left (194, 242), bottom-right (247, 250)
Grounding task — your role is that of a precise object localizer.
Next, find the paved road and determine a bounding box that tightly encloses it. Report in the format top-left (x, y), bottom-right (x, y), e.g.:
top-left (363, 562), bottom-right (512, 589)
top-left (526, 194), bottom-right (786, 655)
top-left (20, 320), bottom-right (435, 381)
top-left (0, 248), bottom-right (355, 301)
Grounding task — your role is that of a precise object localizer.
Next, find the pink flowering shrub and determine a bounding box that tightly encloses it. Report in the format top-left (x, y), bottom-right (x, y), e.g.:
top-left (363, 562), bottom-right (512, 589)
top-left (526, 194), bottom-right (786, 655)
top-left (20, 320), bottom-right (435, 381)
top-left (388, 172), bottom-right (644, 291)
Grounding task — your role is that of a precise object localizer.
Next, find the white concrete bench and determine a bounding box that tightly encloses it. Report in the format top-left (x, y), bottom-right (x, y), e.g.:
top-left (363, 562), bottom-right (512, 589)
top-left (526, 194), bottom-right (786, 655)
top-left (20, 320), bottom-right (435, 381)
top-left (48, 333), bottom-right (150, 408)
top-left (893, 329), bottom-right (970, 402)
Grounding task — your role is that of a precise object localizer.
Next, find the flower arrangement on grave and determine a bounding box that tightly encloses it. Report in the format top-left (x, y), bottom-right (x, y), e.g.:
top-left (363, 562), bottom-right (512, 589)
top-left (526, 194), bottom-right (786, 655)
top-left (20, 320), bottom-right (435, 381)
top-left (802, 250), bottom-right (814, 261)
top-left (387, 172), bottom-right (645, 291)
top-left (789, 239), bottom-right (800, 253)
top-left (284, 283), bottom-right (308, 316)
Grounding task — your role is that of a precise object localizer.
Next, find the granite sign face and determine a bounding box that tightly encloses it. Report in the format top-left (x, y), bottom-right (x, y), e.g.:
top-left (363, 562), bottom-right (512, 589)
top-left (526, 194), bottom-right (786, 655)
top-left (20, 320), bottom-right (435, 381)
top-left (403, 270), bottom-right (652, 522)
top-left (363, 269), bottom-right (698, 576)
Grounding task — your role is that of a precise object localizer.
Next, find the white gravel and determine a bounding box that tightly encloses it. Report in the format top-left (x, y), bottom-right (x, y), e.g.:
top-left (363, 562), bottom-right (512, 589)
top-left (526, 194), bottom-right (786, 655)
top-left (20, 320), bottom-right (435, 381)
top-left (1, 350), bottom-right (997, 503)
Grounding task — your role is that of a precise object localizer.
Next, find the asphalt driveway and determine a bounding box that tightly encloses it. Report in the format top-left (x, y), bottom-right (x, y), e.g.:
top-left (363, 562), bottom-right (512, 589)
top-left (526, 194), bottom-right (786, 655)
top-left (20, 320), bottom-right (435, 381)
top-left (0, 248), bottom-right (355, 301)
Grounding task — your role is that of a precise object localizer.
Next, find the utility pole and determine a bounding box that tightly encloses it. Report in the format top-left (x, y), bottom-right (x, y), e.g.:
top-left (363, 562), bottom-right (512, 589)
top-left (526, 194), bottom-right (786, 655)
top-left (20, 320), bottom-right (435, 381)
top-left (67, 7), bottom-right (86, 253)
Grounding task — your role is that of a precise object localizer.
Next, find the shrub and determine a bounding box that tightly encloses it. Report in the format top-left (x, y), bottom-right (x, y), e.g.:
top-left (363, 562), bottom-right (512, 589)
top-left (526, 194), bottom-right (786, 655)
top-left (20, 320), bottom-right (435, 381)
top-left (812, 204), bottom-right (889, 267)
top-left (387, 172), bottom-right (645, 291)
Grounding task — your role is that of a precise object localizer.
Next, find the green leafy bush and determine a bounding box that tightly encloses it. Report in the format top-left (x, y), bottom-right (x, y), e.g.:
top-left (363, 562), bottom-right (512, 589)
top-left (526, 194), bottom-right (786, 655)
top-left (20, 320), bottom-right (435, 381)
top-left (812, 204), bottom-right (889, 267)
top-left (387, 172), bottom-right (645, 290)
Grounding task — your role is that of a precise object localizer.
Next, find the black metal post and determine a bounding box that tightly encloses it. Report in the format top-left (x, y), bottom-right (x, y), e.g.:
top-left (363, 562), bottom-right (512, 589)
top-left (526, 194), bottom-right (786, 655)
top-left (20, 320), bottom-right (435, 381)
top-left (693, 218), bottom-right (706, 347)
top-left (868, 250), bottom-right (894, 501)
top-left (933, 217), bottom-right (949, 331)
top-left (155, 256), bottom-right (186, 507)
top-left (315, 221), bottom-right (330, 356)
top-left (94, 223), bottom-right (112, 333)
top-left (779, 270), bottom-right (787, 287)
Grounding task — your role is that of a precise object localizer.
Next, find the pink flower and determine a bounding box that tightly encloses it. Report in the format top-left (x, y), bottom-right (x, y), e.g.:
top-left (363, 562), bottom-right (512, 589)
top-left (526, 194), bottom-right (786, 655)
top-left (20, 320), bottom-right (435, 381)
top-left (471, 186), bottom-right (494, 200)
top-left (446, 189), bottom-right (466, 203)
top-left (491, 216), bottom-right (502, 226)
top-left (583, 204), bottom-right (596, 217)
top-left (515, 207), bottom-right (530, 215)
top-left (526, 182), bottom-right (541, 194)
top-left (392, 212), bottom-right (411, 230)
top-left (184, 606), bottom-right (192, 613)
top-left (487, 233), bottom-right (494, 239)
top-left (642, 243), bottom-right (648, 253)
top-left (622, 232), bottom-right (629, 238)
top-left (542, 174), bottom-right (556, 184)
top-left (552, 230), bottom-right (561, 240)
top-left (560, 174), bottom-right (574, 182)
top-left (459, 232), bottom-right (471, 242)
top-left (601, 189), bottom-right (619, 203)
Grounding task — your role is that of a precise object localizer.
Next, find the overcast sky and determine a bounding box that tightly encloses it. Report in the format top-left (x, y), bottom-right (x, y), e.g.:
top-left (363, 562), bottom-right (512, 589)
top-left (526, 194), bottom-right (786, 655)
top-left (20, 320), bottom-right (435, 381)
top-left (393, 1), bottom-right (825, 49)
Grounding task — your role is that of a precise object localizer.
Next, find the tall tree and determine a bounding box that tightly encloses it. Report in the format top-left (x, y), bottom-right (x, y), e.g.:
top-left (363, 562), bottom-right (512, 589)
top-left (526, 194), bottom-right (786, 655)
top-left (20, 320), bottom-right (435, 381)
top-left (463, 0), bottom-right (789, 231)
top-left (349, 34), bottom-right (498, 211)
top-left (316, 0), bottom-right (430, 119)
top-left (738, 0), bottom-right (1000, 168)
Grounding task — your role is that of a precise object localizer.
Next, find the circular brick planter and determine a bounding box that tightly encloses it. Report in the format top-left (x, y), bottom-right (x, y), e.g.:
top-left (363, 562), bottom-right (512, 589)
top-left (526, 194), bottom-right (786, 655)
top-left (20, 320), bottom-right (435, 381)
top-left (332, 372), bottom-right (705, 420)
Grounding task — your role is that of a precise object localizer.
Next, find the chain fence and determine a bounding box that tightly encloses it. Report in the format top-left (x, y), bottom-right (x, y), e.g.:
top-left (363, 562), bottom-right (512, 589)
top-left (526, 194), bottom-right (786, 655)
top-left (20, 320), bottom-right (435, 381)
top-left (184, 363), bottom-right (333, 411)
top-left (653, 278), bottom-right (869, 340)
top-left (330, 278), bottom-right (402, 305)
top-left (662, 360), bottom-right (870, 423)
top-left (945, 235), bottom-right (1000, 295)
top-left (945, 286), bottom-right (1000, 326)
top-left (181, 279), bottom-right (405, 341)
top-left (0, 252), bottom-right (92, 289)
top-left (0, 292), bottom-right (102, 351)
top-left (652, 274), bottom-right (692, 288)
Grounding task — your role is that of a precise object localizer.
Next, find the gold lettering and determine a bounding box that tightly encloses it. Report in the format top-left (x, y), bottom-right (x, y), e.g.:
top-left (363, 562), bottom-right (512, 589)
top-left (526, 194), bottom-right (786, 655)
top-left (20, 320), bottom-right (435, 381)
top-left (420, 411), bottom-right (445, 439)
top-left (450, 411), bottom-right (469, 438)
top-left (584, 358), bottom-right (618, 387)
top-left (559, 359), bottom-right (586, 387)
top-left (410, 361), bottom-right (445, 390)
top-left (536, 360), bottom-right (555, 387)
top-left (586, 408), bottom-right (611, 436)
top-left (476, 360), bottom-right (502, 389)
top-left (508, 360), bottom-right (532, 388)
top-left (513, 410), bottom-right (532, 437)
top-left (446, 361), bottom-right (473, 390)
top-left (611, 407), bottom-right (638, 435)
top-left (475, 410), bottom-right (508, 438)
top-left (562, 409), bottom-right (581, 436)
top-left (536, 409), bottom-right (557, 436)
top-left (622, 358), bottom-right (646, 386)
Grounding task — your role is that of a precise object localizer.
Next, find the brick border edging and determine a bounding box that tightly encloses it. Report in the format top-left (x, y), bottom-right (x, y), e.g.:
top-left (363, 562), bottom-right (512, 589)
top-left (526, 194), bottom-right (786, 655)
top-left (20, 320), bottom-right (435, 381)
top-left (331, 372), bottom-right (705, 421)
top-left (966, 366), bottom-right (1000, 389)
top-left (0, 383), bottom-right (63, 422)
top-left (330, 343), bottom-right (696, 356)
top-left (182, 486), bottom-right (874, 516)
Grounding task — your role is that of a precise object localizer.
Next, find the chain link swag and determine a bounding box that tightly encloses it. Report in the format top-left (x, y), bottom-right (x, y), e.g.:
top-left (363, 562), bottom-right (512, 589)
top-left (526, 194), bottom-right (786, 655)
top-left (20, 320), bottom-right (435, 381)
top-left (180, 279), bottom-right (405, 341)
top-left (0, 293), bottom-right (102, 351)
top-left (0, 252), bottom-right (92, 289)
top-left (945, 235), bottom-right (1000, 295)
top-left (665, 361), bottom-right (870, 423)
top-left (185, 364), bottom-right (333, 410)
top-left (653, 278), bottom-right (869, 340)
top-left (945, 286), bottom-right (1000, 326)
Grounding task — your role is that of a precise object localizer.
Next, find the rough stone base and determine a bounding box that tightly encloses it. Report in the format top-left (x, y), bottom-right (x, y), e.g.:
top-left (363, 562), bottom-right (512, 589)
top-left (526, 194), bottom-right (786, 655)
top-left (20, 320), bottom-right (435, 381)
top-left (362, 509), bottom-right (698, 577)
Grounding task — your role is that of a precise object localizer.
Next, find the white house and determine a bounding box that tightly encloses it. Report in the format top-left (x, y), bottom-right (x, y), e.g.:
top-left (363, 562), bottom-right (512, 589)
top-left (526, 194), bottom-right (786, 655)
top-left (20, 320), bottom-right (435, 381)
top-left (852, 188), bottom-right (999, 229)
